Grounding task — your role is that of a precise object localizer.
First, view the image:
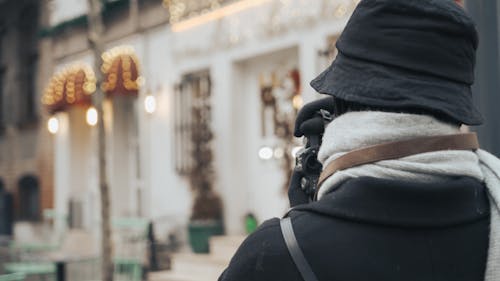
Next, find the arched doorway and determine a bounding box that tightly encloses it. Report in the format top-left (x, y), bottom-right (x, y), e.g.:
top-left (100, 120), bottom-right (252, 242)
top-left (43, 62), bottom-right (97, 230)
top-left (18, 175), bottom-right (40, 221)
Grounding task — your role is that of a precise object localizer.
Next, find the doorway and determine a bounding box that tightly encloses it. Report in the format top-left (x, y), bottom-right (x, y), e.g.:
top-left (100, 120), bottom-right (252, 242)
top-left (233, 47), bottom-right (300, 223)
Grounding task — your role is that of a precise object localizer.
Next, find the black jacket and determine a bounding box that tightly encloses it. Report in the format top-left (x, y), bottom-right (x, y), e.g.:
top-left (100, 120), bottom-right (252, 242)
top-left (218, 177), bottom-right (490, 281)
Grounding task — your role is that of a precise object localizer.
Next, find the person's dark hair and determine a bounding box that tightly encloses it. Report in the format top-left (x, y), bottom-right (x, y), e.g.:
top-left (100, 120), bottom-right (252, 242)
top-left (332, 98), bottom-right (461, 127)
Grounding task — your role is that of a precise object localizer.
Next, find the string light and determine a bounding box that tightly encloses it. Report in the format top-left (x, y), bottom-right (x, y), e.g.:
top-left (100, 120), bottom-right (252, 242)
top-left (165, 0), bottom-right (360, 33)
top-left (101, 45), bottom-right (141, 95)
top-left (168, 0), bottom-right (360, 58)
top-left (169, 0), bottom-right (272, 32)
top-left (42, 62), bottom-right (96, 113)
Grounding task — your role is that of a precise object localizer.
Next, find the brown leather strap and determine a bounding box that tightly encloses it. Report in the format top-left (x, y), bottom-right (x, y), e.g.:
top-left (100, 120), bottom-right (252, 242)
top-left (317, 133), bottom-right (479, 195)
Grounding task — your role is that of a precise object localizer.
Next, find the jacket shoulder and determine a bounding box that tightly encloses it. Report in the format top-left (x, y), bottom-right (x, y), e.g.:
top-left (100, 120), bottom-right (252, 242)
top-left (218, 217), bottom-right (302, 281)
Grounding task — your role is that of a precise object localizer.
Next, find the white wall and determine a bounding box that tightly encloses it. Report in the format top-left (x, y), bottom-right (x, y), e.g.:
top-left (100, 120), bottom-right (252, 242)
top-left (109, 96), bottom-right (137, 217)
top-left (53, 112), bottom-right (70, 233)
top-left (139, 27), bottom-right (192, 238)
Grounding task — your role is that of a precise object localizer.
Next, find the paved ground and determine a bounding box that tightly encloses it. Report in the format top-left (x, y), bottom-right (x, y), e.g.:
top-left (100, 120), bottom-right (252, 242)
top-left (149, 235), bottom-right (246, 281)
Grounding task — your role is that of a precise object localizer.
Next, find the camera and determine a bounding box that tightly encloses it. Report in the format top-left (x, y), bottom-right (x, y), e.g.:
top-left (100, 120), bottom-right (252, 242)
top-left (295, 146), bottom-right (322, 197)
top-left (295, 109), bottom-right (333, 198)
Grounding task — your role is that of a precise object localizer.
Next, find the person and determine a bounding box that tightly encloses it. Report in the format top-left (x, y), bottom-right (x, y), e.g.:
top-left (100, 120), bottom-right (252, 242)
top-left (218, 0), bottom-right (500, 280)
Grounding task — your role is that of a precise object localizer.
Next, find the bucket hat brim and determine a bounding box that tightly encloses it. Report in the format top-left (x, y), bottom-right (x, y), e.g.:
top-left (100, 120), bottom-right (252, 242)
top-left (310, 54), bottom-right (483, 126)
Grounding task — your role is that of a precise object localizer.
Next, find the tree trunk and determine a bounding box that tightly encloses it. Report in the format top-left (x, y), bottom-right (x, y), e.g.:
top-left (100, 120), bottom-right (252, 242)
top-left (86, 1), bottom-right (114, 281)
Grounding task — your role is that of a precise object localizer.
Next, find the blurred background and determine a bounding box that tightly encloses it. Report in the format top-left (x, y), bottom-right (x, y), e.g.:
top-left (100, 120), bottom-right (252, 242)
top-left (0, 0), bottom-right (498, 280)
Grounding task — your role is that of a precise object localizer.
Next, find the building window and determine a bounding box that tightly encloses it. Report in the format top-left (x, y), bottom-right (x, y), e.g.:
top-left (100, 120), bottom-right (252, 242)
top-left (18, 175), bottom-right (40, 221)
top-left (16, 3), bottom-right (39, 127)
top-left (173, 71), bottom-right (211, 176)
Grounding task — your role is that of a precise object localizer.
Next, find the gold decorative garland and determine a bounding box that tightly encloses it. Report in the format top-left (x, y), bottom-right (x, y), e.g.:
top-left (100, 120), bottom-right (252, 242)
top-left (101, 45), bottom-right (143, 96)
top-left (42, 63), bottom-right (96, 113)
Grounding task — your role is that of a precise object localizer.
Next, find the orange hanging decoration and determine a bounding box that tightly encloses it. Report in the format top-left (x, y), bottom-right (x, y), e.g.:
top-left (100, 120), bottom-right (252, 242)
top-left (101, 46), bottom-right (142, 96)
top-left (42, 63), bottom-right (96, 114)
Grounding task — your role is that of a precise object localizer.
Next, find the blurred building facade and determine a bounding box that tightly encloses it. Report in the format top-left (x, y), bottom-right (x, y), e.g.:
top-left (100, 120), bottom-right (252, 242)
top-left (13, 0), bottom-right (495, 249)
top-left (37, 0), bottom-right (355, 243)
top-left (0, 0), bottom-right (54, 238)
top-left (39, 0), bottom-right (174, 240)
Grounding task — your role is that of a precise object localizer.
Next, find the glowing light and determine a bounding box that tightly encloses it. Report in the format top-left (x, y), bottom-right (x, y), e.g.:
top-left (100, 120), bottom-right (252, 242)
top-left (172, 0), bottom-right (272, 32)
top-left (47, 116), bottom-right (59, 134)
top-left (258, 146), bottom-right (273, 160)
top-left (291, 146), bottom-right (303, 158)
top-left (86, 107), bottom-right (98, 126)
top-left (144, 95), bottom-right (157, 114)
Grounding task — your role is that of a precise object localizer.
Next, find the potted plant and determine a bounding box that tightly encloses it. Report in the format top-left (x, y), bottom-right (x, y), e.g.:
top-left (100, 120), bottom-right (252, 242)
top-left (189, 187), bottom-right (223, 253)
top-left (187, 93), bottom-right (224, 253)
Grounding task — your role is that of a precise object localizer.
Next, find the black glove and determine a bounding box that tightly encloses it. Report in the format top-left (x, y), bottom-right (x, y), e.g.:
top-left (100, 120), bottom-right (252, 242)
top-left (288, 168), bottom-right (309, 207)
top-left (294, 97), bottom-right (335, 137)
top-left (288, 117), bottom-right (324, 207)
top-left (288, 98), bottom-right (335, 207)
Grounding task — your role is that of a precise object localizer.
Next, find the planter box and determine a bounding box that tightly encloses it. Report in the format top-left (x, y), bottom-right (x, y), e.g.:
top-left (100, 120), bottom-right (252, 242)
top-left (188, 220), bottom-right (223, 253)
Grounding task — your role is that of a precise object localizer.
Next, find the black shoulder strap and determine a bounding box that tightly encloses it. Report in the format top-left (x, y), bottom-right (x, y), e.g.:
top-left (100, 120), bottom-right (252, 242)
top-left (280, 217), bottom-right (319, 281)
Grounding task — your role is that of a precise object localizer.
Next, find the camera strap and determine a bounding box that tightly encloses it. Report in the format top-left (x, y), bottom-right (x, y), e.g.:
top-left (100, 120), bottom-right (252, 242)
top-left (280, 216), bottom-right (319, 281)
top-left (316, 133), bottom-right (480, 198)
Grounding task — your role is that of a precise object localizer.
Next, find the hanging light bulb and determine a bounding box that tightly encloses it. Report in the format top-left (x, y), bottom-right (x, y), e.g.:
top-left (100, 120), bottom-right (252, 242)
top-left (47, 116), bottom-right (59, 134)
top-left (86, 107), bottom-right (98, 126)
top-left (144, 95), bottom-right (156, 114)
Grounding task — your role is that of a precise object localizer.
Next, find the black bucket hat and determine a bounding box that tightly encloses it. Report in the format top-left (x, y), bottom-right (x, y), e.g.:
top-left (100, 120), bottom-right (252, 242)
top-left (311, 0), bottom-right (483, 125)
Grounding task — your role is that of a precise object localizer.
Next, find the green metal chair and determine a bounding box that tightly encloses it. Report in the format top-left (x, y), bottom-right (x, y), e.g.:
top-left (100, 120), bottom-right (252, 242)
top-left (3, 262), bottom-right (54, 281)
top-left (8, 243), bottom-right (59, 253)
top-left (6, 243), bottom-right (57, 281)
top-left (8, 209), bottom-right (67, 262)
top-left (111, 217), bottom-right (148, 281)
top-left (0, 273), bottom-right (26, 281)
top-left (114, 258), bottom-right (142, 281)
